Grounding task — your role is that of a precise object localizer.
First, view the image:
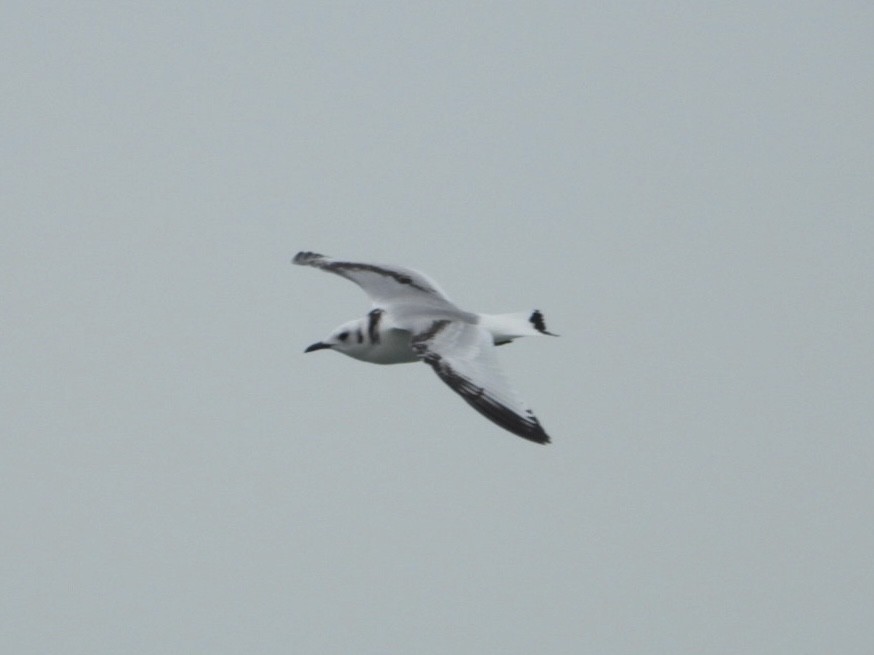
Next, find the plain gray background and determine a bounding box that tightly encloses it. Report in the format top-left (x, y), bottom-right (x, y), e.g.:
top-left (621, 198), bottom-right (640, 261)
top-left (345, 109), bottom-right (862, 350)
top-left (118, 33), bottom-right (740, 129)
top-left (3, 2), bottom-right (872, 653)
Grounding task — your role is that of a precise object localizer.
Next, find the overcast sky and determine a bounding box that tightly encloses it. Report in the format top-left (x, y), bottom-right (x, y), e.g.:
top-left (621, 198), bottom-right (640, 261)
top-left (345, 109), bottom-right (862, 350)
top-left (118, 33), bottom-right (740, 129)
top-left (3, 2), bottom-right (873, 653)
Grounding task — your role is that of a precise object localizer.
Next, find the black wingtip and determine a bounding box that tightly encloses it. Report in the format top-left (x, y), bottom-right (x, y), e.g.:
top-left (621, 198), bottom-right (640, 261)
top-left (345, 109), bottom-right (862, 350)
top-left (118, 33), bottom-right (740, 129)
top-left (503, 415), bottom-right (551, 444)
top-left (292, 251), bottom-right (325, 265)
top-left (520, 417), bottom-right (551, 444)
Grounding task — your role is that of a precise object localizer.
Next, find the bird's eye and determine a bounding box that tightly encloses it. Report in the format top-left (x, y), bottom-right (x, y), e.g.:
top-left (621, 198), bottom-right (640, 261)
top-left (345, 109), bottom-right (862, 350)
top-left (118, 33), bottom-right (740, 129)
top-left (338, 331), bottom-right (349, 341)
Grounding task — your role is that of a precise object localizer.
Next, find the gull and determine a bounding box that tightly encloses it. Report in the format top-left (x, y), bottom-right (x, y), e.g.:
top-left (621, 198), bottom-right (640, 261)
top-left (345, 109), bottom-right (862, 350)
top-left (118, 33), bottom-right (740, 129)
top-left (293, 251), bottom-right (557, 444)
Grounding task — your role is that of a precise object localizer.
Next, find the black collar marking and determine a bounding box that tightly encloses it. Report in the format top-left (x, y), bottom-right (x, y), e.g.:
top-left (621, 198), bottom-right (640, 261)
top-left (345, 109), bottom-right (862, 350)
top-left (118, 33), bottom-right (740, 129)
top-left (367, 308), bottom-right (383, 344)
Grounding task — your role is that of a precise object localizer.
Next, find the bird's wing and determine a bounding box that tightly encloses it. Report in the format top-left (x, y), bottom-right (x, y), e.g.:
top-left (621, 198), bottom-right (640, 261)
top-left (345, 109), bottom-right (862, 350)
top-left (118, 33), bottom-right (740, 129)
top-left (412, 320), bottom-right (551, 444)
top-left (293, 251), bottom-right (458, 311)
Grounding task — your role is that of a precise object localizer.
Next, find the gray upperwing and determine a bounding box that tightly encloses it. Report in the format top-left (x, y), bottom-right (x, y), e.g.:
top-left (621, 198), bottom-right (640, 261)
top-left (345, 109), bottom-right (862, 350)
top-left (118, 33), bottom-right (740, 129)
top-left (411, 320), bottom-right (551, 444)
top-left (293, 251), bottom-right (458, 311)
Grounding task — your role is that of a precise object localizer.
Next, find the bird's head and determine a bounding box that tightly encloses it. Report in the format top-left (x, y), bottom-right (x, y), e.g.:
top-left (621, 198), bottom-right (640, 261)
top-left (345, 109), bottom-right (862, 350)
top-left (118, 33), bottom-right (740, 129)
top-left (304, 318), bottom-right (368, 357)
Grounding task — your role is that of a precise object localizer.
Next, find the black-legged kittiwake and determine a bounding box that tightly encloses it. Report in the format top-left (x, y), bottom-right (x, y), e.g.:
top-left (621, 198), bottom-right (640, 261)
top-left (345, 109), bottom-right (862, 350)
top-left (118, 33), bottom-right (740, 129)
top-left (294, 251), bottom-right (557, 444)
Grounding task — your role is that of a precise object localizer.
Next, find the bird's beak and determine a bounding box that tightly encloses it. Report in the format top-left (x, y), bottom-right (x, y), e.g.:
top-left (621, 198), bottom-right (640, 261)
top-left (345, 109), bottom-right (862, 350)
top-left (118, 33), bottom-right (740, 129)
top-left (304, 341), bottom-right (332, 353)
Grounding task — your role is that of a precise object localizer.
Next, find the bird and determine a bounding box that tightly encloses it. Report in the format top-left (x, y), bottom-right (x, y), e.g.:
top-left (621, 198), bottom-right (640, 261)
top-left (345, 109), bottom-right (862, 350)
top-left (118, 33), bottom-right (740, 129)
top-left (293, 251), bottom-right (557, 444)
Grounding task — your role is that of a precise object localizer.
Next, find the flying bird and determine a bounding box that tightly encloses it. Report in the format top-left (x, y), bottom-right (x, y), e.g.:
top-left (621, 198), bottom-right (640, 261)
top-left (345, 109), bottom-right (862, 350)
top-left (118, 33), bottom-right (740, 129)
top-left (293, 251), bottom-right (556, 444)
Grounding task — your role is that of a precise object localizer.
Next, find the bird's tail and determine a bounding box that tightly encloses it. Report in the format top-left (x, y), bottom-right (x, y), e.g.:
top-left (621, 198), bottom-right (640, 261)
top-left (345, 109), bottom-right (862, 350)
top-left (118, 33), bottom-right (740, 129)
top-left (479, 310), bottom-right (558, 345)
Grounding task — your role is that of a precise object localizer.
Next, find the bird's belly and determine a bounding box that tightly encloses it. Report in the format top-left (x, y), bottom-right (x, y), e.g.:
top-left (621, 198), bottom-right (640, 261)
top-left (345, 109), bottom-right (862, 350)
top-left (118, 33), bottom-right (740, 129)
top-left (348, 331), bottom-right (419, 365)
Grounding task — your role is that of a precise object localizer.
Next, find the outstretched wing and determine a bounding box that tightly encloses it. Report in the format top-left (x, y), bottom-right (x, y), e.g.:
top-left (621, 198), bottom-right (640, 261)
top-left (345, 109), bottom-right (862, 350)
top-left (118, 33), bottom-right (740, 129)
top-left (412, 320), bottom-right (551, 444)
top-left (293, 251), bottom-right (457, 310)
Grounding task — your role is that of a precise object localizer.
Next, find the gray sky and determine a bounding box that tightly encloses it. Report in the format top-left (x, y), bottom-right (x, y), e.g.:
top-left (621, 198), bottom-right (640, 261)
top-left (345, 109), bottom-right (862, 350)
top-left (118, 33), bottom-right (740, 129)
top-left (3, 2), bottom-right (873, 653)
